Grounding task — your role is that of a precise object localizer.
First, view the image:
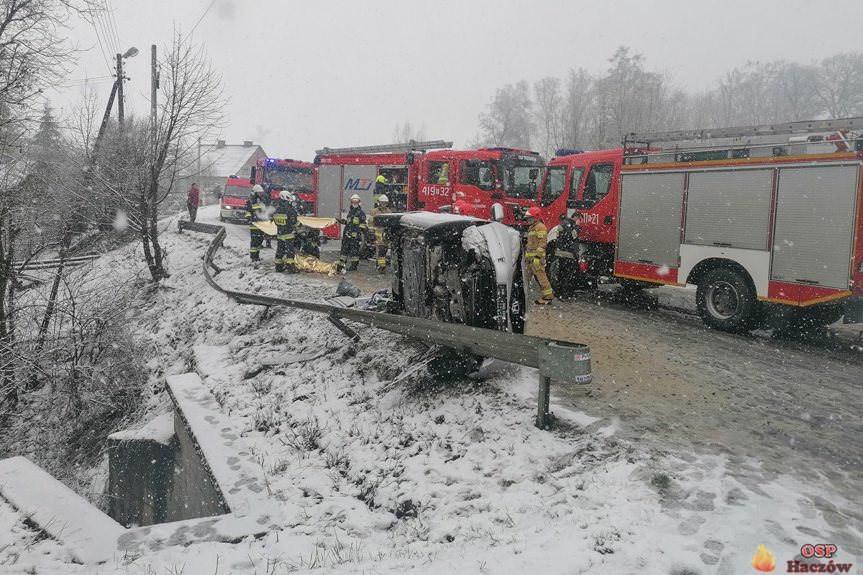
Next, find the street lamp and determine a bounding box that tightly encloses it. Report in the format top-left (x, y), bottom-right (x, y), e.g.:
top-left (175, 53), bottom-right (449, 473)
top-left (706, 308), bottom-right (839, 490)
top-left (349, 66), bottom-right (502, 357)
top-left (122, 46), bottom-right (138, 59)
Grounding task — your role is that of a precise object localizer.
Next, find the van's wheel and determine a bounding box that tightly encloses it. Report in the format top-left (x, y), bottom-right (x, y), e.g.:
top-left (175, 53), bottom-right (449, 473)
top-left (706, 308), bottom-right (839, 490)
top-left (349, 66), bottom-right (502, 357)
top-left (696, 267), bottom-right (759, 332)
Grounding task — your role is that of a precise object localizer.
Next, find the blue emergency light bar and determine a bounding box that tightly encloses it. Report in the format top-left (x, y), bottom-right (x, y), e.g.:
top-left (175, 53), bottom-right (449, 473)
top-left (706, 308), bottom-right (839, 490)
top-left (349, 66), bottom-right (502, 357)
top-left (555, 149), bottom-right (584, 157)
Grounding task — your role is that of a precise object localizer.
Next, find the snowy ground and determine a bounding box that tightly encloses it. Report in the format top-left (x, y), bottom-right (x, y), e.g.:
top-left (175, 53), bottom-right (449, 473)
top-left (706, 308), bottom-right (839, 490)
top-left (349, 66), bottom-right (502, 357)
top-left (1, 205), bottom-right (861, 573)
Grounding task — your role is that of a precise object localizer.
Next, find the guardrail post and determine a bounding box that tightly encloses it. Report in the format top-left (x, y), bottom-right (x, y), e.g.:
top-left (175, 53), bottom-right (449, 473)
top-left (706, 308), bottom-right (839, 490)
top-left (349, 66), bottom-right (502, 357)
top-left (536, 375), bottom-right (552, 429)
top-left (536, 341), bottom-right (592, 429)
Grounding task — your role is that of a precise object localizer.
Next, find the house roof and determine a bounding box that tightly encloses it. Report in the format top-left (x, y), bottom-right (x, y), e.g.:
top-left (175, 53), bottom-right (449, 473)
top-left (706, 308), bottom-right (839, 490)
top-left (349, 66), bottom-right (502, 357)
top-left (184, 143), bottom-right (266, 178)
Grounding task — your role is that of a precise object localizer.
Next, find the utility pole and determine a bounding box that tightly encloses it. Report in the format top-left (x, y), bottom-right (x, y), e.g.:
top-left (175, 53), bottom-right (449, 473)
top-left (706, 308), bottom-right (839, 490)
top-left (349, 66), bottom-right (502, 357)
top-left (116, 54), bottom-right (125, 132)
top-left (150, 44), bottom-right (158, 146)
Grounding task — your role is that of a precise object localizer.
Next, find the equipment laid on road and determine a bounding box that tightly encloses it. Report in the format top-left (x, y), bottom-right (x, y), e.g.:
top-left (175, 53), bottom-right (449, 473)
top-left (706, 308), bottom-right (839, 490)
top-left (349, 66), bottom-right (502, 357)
top-left (528, 117), bottom-right (863, 332)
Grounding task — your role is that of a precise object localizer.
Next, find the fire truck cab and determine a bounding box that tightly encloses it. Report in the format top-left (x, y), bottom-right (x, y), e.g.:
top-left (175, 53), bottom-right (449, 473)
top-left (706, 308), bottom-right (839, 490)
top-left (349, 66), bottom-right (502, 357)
top-left (537, 118), bottom-right (863, 332)
top-left (418, 148), bottom-right (544, 228)
top-left (250, 157), bottom-right (316, 214)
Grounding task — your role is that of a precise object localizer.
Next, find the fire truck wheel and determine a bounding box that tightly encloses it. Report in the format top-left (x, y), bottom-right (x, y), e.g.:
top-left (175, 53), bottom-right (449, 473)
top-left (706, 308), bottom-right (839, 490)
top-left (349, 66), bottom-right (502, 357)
top-left (546, 251), bottom-right (588, 299)
top-left (696, 267), bottom-right (758, 332)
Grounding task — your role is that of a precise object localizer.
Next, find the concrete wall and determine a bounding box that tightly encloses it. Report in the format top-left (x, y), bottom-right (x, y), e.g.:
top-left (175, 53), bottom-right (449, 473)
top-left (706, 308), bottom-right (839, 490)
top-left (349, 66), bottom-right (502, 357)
top-left (107, 413), bottom-right (229, 527)
top-left (107, 436), bottom-right (175, 526)
top-left (165, 412), bottom-right (230, 521)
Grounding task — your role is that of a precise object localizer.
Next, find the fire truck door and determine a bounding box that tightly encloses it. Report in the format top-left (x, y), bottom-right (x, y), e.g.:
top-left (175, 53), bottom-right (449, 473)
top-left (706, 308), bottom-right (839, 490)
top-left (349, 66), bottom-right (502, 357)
top-left (576, 163), bottom-right (616, 242)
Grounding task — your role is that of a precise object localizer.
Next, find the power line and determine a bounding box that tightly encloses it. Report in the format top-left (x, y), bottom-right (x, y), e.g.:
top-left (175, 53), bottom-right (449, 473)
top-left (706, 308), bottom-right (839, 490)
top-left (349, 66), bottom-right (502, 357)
top-left (102, 0), bottom-right (123, 55)
top-left (184, 0), bottom-right (216, 42)
top-left (87, 9), bottom-right (114, 75)
top-left (94, 6), bottom-right (118, 56)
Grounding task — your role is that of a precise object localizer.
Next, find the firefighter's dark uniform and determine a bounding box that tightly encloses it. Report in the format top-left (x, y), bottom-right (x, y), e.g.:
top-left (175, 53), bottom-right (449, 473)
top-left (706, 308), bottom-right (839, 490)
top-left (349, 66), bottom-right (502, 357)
top-left (525, 219), bottom-right (554, 303)
top-left (273, 198), bottom-right (298, 273)
top-left (261, 191), bottom-right (273, 248)
top-left (370, 204), bottom-right (391, 273)
top-left (245, 192), bottom-right (265, 261)
top-left (340, 204), bottom-right (367, 271)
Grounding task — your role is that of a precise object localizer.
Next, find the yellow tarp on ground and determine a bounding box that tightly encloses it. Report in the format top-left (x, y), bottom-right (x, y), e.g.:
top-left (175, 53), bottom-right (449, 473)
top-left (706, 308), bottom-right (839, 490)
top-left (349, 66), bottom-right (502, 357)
top-left (252, 221), bottom-right (277, 236)
top-left (295, 253), bottom-right (338, 276)
top-left (298, 216), bottom-right (338, 230)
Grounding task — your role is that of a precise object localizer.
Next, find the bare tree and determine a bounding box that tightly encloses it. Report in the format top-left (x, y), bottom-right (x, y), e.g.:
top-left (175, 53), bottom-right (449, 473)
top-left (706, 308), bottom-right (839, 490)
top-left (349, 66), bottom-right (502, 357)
top-left (0, 0), bottom-right (94, 413)
top-left (533, 77), bottom-right (563, 158)
top-left (79, 33), bottom-right (225, 282)
top-left (392, 120), bottom-right (427, 144)
top-left (562, 68), bottom-right (593, 149)
top-left (815, 53), bottom-right (863, 118)
top-left (477, 81), bottom-right (533, 149)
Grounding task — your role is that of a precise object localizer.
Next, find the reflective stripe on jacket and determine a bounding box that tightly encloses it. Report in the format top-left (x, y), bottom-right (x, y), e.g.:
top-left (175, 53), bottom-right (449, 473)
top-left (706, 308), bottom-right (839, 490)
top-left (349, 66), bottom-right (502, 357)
top-left (525, 221), bottom-right (548, 259)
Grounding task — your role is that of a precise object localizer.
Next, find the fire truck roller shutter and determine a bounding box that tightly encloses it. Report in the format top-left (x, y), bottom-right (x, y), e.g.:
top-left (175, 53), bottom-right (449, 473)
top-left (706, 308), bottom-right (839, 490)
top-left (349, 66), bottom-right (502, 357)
top-left (617, 172), bottom-right (685, 269)
top-left (679, 168), bottom-right (775, 294)
top-left (684, 168), bottom-right (773, 251)
top-left (771, 164), bottom-right (859, 290)
top-left (318, 165), bottom-right (342, 225)
top-left (341, 165), bottom-right (377, 217)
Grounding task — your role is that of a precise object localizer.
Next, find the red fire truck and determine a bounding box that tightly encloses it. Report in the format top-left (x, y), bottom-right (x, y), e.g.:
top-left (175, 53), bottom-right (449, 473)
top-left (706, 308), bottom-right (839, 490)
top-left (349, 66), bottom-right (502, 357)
top-left (418, 147), bottom-right (544, 227)
top-left (250, 157), bottom-right (316, 214)
top-left (531, 118), bottom-right (863, 332)
top-left (313, 141), bottom-right (545, 234)
top-left (314, 141), bottom-right (451, 238)
top-left (219, 175), bottom-right (253, 222)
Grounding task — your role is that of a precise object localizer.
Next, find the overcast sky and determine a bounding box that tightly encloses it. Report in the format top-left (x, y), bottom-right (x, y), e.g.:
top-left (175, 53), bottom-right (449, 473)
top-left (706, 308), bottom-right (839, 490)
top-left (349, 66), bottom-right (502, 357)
top-left (52, 0), bottom-right (863, 160)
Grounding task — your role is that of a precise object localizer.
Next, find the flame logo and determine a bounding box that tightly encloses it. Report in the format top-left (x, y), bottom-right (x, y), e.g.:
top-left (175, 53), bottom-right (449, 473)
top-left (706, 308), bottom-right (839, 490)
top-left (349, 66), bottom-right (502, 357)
top-left (751, 544), bottom-right (776, 572)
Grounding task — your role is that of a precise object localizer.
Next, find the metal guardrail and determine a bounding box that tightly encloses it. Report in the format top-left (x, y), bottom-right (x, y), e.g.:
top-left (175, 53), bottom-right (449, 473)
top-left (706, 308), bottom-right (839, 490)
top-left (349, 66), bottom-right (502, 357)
top-left (184, 219), bottom-right (592, 428)
top-left (14, 253), bottom-right (101, 271)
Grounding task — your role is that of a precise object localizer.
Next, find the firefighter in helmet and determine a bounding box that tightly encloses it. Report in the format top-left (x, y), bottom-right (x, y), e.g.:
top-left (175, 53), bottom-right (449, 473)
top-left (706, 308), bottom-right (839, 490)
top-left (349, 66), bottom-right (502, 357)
top-left (375, 173), bottom-right (388, 197)
top-left (524, 206), bottom-right (554, 305)
top-left (273, 190), bottom-right (299, 273)
top-left (339, 194), bottom-right (367, 271)
top-left (245, 185), bottom-right (266, 261)
top-left (370, 194), bottom-right (391, 274)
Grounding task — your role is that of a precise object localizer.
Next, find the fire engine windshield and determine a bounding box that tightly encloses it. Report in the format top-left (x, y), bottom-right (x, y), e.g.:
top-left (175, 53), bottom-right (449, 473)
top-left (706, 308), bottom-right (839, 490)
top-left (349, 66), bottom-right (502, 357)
top-left (500, 154), bottom-right (543, 199)
top-left (265, 166), bottom-right (314, 192)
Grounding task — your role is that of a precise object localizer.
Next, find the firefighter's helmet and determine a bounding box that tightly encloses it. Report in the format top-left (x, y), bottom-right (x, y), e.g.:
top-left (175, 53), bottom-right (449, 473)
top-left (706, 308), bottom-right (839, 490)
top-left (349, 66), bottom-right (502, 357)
top-left (526, 206), bottom-right (542, 219)
top-left (252, 184), bottom-right (264, 195)
top-left (378, 194), bottom-right (389, 204)
top-left (279, 190), bottom-right (295, 202)
top-left (350, 194), bottom-right (361, 202)
top-left (376, 174), bottom-right (386, 184)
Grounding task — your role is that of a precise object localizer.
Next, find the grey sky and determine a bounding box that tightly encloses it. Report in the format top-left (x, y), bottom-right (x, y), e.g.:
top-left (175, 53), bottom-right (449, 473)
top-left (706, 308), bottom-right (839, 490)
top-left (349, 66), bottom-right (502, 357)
top-left (54, 0), bottom-right (863, 160)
